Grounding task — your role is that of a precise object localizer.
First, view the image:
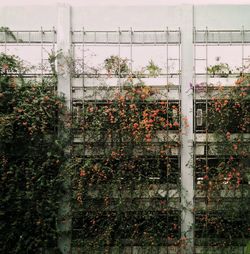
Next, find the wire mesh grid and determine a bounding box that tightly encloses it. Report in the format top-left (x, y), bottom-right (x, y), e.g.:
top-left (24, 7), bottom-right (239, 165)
top-left (193, 28), bottom-right (250, 253)
top-left (0, 28), bottom-right (57, 77)
top-left (70, 29), bottom-right (183, 253)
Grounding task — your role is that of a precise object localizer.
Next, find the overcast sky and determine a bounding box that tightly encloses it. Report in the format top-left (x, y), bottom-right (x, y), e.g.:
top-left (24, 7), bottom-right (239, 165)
top-left (1, 0), bottom-right (250, 5)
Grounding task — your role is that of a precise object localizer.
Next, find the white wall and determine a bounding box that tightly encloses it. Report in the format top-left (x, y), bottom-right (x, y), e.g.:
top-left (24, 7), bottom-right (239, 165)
top-left (1, 4), bottom-right (250, 30)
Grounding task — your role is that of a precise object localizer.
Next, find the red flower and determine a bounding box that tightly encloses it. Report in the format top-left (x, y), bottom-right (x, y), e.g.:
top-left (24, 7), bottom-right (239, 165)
top-left (80, 169), bottom-right (86, 177)
top-left (203, 175), bottom-right (209, 180)
top-left (133, 123), bottom-right (139, 129)
top-left (173, 121), bottom-right (179, 127)
top-left (233, 144), bottom-right (238, 151)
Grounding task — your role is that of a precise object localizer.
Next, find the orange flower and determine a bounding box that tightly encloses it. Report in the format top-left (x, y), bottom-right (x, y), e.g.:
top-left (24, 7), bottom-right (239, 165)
top-left (235, 77), bottom-right (244, 85)
top-left (80, 169), bottom-right (86, 177)
top-left (173, 121), bottom-right (179, 127)
top-left (145, 133), bottom-right (152, 142)
top-left (88, 106), bottom-right (94, 112)
top-left (203, 175), bottom-right (209, 180)
top-left (233, 144), bottom-right (238, 151)
top-left (133, 123), bottom-right (139, 129)
top-left (129, 104), bottom-right (137, 110)
top-left (118, 95), bottom-right (125, 102)
top-left (43, 96), bottom-right (49, 101)
top-left (226, 132), bottom-right (231, 140)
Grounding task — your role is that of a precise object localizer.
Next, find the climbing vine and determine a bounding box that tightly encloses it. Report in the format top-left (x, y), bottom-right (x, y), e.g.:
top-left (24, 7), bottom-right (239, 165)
top-left (0, 53), bottom-right (67, 253)
top-left (0, 50), bottom-right (249, 253)
top-left (195, 73), bottom-right (250, 253)
top-left (70, 56), bottom-right (183, 253)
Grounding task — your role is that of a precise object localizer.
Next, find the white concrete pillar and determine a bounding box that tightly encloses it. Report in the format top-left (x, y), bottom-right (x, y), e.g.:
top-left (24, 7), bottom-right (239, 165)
top-left (57, 3), bottom-right (71, 109)
top-left (180, 4), bottom-right (194, 254)
top-left (57, 4), bottom-right (72, 254)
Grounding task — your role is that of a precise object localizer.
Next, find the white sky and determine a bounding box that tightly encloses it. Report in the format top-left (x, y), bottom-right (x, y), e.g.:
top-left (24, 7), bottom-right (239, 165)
top-left (1, 0), bottom-right (250, 5)
top-left (1, 0), bottom-right (250, 74)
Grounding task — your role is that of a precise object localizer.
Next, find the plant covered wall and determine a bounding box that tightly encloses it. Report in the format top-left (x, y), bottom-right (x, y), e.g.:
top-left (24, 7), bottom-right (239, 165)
top-left (194, 74), bottom-right (250, 253)
top-left (0, 51), bottom-right (249, 254)
top-left (70, 56), bottom-right (183, 253)
top-left (0, 53), bottom-right (67, 253)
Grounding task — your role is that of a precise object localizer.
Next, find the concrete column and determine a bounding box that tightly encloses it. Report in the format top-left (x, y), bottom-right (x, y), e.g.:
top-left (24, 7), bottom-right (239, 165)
top-left (180, 5), bottom-right (194, 254)
top-left (57, 3), bottom-right (71, 109)
top-left (57, 4), bottom-right (72, 254)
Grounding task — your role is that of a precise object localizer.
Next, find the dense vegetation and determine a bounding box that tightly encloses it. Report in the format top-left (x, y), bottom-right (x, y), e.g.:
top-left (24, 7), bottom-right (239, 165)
top-left (0, 53), bottom-right (67, 253)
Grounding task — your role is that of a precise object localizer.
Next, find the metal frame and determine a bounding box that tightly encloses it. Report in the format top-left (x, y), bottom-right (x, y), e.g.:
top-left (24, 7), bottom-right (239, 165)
top-left (193, 27), bottom-right (249, 254)
top-left (1, 4), bottom-right (249, 254)
top-left (70, 27), bottom-right (182, 254)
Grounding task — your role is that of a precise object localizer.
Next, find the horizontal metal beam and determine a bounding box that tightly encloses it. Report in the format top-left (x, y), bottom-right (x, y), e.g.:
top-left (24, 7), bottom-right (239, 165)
top-left (72, 30), bottom-right (181, 44)
top-left (195, 30), bottom-right (250, 44)
top-left (0, 30), bottom-right (56, 44)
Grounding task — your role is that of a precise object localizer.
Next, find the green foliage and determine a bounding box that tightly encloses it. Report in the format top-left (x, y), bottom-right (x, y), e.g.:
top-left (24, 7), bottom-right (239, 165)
top-left (0, 53), bottom-right (67, 253)
top-left (1, 51), bottom-right (249, 253)
top-left (0, 27), bottom-right (23, 42)
top-left (207, 62), bottom-right (232, 77)
top-left (104, 55), bottom-right (129, 77)
top-left (196, 75), bottom-right (250, 250)
top-left (146, 60), bottom-right (162, 77)
top-left (244, 241), bottom-right (250, 254)
top-left (71, 62), bottom-right (182, 251)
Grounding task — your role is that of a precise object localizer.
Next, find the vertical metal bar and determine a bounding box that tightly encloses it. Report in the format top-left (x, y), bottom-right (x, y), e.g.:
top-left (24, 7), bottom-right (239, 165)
top-left (205, 27), bottom-right (209, 168)
top-left (204, 26), bottom-right (209, 246)
top-left (82, 27), bottom-right (86, 160)
top-left (241, 26), bottom-right (245, 73)
top-left (178, 27), bottom-right (181, 90)
top-left (165, 27), bottom-right (169, 254)
top-left (16, 30), bottom-right (19, 58)
top-left (178, 27), bottom-right (183, 251)
top-left (178, 26), bottom-right (182, 177)
top-left (82, 27), bottom-right (85, 89)
top-left (166, 28), bottom-right (169, 86)
top-left (41, 27), bottom-right (44, 78)
top-left (193, 26), bottom-right (197, 251)
top-left (118, 27), bottom-right (121, 89)
top-left (71, 30), bottom-right (74, 78)
top-left (53, 26), bottom-right (56, 52)
top-left (53, 27), bottom-right (56, 92)
top-left (130, 27), bottom-right (133, 73)
top-left (93, 31), bottom-right (97, 103)
top-left (4, 29), bottom-right (6, 53)
top-left (193, 27), bottom-right (197, 153)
